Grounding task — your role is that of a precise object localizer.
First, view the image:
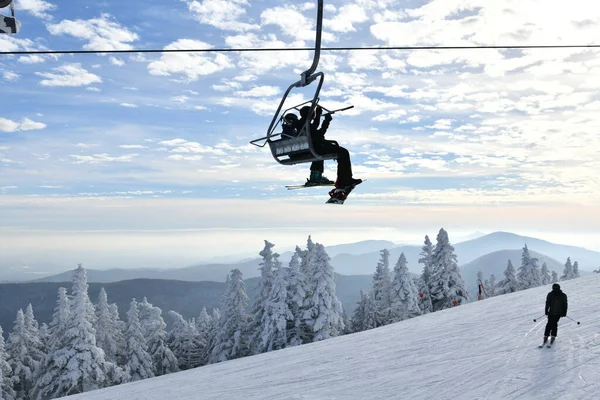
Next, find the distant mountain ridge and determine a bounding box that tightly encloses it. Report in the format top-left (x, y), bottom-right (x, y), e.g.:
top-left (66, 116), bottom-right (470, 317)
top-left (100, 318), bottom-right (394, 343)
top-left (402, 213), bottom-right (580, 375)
top-left (25, 232), bottom-right (600, 284)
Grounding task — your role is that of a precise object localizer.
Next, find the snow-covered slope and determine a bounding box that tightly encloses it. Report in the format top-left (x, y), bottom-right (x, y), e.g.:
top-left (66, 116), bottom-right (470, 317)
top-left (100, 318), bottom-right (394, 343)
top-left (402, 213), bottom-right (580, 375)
top-left (67, 275), bottom-right (600, 400)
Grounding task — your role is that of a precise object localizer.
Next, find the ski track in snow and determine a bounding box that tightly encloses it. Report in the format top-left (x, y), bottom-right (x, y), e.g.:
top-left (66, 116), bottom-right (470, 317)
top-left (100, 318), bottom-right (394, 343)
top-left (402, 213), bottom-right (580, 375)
top-left (66, 275), bottom-right (600, 400)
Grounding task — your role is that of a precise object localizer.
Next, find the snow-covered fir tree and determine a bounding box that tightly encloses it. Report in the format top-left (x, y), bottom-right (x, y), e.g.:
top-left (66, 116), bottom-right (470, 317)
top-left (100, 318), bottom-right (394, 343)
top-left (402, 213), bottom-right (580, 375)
top-left (496, 260), bottom-right (518, 294)
top-left (573, 261), bottom-right (580, 278)
top-left (6, 309), bottom-right (42, 400)
top-left (210, 269), bottom-right (250, 363)
top-left (33, 264), bottom-right (126, 399)
top-left (195, 308), bottom-right (212, 367)
top-left (248, 240), bottom-right (276, 355)
top-left (517, 244), bottom-right (540, 289)
top-left (167, 311), bottom-right (191, 370)
top-left (38, 323), bottom-right (49, 355)
top-left (205, 309), bottom-right (221, 360)
top-left (257, 259), bottom-right (293, 352)
top-left (371, 249), bottom-right (392, 327)
top-left (302, 242), bottom-right (344, 342)
top-left (389, 252), bottom-right (420, 322)
top-left (285, 247), bottom-right (307, 347)
top-left (124, 298), bottom-right (155, 382)
top-left (350, 290), bottom-right (369, 333)
top-left (108, 303), bottom-right (126, 366)
top-left (361, 292), bottom-right (378, 331)
top-left (429, 229), bottom-right (468, 311)
top-left (138, 298), bottom-right (178, 375)
top-left (0, 325), bottom-right (16, 400)
top-left (561, 257), bottom-right (574, 281)
top-left (530, 257), bottom-right (541, 287)
top-left (95, 288), bottom-right (119, 363)
top-left (485, 274), bottom-right (496, 297)
top-left (418, 235), bottom-right (434, 314)
top-left (184, 319), bottom-right (205, 369)
top-left (551, 270), bottom-right (559, 282)
top-left (540, 263), bottom-right (551, 285)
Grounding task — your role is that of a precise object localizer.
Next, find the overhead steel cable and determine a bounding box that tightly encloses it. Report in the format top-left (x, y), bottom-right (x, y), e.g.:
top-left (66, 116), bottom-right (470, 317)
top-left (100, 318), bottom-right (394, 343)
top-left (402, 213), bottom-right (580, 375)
top-left (2, 44), bottom-right (600, 56)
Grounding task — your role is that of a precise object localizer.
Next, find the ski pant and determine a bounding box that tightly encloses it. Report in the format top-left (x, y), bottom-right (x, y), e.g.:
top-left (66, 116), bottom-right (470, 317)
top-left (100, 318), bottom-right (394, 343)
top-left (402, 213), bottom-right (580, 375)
top-left (310, 138), bottom-right (353, 186)
top-left (544, 315), bottom-right (561, 337)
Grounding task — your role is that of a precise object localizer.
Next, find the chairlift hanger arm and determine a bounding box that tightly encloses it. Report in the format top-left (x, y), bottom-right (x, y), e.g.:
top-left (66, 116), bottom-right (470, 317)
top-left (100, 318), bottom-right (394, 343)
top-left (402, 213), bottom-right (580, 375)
top-left (300, 0), bottom-right (323, 86)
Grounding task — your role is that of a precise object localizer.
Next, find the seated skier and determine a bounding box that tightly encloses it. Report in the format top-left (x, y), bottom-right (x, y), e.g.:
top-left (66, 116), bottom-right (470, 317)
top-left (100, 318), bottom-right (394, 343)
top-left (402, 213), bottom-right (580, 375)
top-left (281, 112), bottom-right (299, 139)
top-left (297, 105), bottom-right (361, 189)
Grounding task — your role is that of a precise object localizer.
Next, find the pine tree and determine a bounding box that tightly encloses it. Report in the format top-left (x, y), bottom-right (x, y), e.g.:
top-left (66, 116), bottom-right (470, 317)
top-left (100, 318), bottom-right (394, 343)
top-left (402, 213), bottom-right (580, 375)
top-left (108, 303), bottom-right (126, 366)
top-left (302, 242), bottom-right (344, 342)
top-left (362, 292), bottom-right (378, 331)
top-left (486, 274), bottom-right (496, 297)
top-left (497, 260), bottom-right (518, 294)
top-left (517, 244), bottom-right (537, 290)
top-left (285, 247), bottom-right (306, 347)
top-left (167, 311), bottom-right (190, 370)
top-left (33, 264), bottom-right (126, 399)
top-left (350, 290), bottom-right (369, 333)
top-left (530, 256), bottom-right (541, 287)
top-left (210, 269), bottom-right (250, 363)
top-left (0, 325), bottom-right (16, 400)
top-left (551, 270), bottom-right (559, 282)
top-left (195, 308), bottom-right (212, 366)
top-left (248, 240), bottom-right (276, 355)
top-left (429, 228), bottom-right (468, 310)
top-left (389, 252), bottom-right (420, 322)
top-left (561, 257), bottom-right (574, 281)
top-left (540, 262), bottom-right (551, 285)
top-left (138, 298), bottom-right (178, 375)
top-left (418, 235), bottom-right (434, 314)
top-left (125, 298), bottom-right (155, 381)
top-left (6, 309), bottom-right (40, 399)
top-left (258, 260), bottom-right (293, 352)
top-left (371, 249), bottom-right (392, 326)
top-left (573, 261), bottom-right (580, 278)
top-left (96, 288), bottom-right (119, 363)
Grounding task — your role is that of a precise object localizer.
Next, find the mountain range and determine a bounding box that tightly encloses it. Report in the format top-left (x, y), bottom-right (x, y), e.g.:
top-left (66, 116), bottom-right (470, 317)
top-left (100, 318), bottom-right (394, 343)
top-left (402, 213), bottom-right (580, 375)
top-left (22, 231), bottom-right (600, 284)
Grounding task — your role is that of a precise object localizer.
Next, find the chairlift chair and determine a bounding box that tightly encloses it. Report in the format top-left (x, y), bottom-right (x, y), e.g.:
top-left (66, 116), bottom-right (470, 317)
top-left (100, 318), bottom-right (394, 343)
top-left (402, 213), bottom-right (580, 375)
top-left (250, 0), bottom-right (338, 166)
top-left (0, 0), bottom-right (20, 34)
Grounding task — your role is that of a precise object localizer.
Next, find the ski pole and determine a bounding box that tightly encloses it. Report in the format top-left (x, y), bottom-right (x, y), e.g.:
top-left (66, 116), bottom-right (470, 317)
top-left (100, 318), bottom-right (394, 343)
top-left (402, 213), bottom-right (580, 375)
top-left (533, 314), bottom-right (546, 322)
top-left (564, 316), bottom-right (581, 325)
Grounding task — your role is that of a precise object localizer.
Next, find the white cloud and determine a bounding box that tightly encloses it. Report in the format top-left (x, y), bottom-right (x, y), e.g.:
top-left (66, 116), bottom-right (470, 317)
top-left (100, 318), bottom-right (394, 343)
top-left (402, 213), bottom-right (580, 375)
top-left (183, 0), bottom-right (260, 32)
top-left (110, 57), bottom-right (125, 66)
top-left (87, 87), bottom-right (101, 92)
top-left (70, 154), bottom-right (138, 164)
top-left (36, 63), bottom-right (102, 87)
top-left (171, 96), bottom-right (190, 103)
top-left (120, 103), bottom-right (137, 108)
top-left (0, 117), bottom-right (46, 132)
top-left (47, 13), bottom-right (139, 50)
top-left (159, 139), bottom-right (227, 156)
top-left (19, 0), bottom-right (56, 19)
top-left (235, 86), bottom-right (280, 98)
top-left (147, 39), bottom-right (234, 82)
top-left (18, 55), bottom-right (47, 64)
top-left (2, 71), bottom-right (19, 81)
top-left (119, 145), bottom-right (148, 149)
top-left (327, 4), bottom-right (369, 33)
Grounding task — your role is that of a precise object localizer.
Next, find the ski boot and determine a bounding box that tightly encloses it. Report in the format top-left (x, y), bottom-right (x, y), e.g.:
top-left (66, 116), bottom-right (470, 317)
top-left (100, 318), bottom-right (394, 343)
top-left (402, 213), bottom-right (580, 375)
top-left (539, 336), bottom-right (548, 348)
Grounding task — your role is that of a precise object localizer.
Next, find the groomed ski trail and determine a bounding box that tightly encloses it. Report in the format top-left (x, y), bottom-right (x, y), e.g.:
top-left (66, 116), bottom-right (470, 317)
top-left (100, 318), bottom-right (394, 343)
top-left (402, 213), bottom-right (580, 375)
top-left (66, 274), bottom-right (600, 400)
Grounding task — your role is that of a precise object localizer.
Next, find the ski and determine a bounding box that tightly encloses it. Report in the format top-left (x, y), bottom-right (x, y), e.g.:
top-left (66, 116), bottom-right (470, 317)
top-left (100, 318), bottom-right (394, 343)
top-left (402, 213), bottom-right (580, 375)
top-left (286, 182), bottom-right (334, 190)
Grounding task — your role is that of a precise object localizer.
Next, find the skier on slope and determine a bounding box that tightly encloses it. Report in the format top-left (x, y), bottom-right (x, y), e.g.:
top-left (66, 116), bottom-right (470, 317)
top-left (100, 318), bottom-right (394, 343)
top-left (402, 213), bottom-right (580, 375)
top-left (542, 283), bottom-right (568, 347)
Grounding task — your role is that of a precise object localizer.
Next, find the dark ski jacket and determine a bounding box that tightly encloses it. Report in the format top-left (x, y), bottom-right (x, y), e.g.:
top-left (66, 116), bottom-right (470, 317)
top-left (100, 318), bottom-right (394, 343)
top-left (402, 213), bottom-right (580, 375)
top-left (545, 288), bottom-right (568, 317)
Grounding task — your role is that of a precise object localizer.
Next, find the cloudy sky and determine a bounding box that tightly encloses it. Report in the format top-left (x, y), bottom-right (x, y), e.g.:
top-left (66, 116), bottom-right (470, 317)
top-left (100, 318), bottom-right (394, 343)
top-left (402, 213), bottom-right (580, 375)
top-left (1, 0), bottom-right (600, 273)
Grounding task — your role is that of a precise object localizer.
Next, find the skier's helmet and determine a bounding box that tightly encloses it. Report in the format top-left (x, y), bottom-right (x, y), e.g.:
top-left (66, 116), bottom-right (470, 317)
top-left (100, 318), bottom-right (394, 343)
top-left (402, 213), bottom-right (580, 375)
top-left (552, 283), bottom-right (560, 290)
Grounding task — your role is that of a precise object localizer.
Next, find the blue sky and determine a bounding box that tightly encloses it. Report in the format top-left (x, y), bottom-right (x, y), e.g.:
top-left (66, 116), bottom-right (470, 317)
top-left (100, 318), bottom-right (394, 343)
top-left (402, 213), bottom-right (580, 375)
top-left (2, 0), bottom-right (600, 273)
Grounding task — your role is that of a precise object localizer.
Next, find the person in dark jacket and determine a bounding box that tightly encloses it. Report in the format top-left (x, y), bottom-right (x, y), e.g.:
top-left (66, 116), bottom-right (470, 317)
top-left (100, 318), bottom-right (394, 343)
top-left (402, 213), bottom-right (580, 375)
top-left (543, 283), bottom-right (568, 345)
top-left (298, 105), bottom-right (361, 188)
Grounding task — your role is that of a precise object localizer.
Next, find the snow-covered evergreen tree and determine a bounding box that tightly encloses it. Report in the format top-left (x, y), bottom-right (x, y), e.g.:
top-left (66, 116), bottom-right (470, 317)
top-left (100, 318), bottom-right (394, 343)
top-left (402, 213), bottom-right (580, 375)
top-left (47, 287), bottom-right (70, 353)
top-left (418, 235), bottom-right (434, 314)
top-left (540, 262), bottom-right (551, 285)
top-left (530, 257), bottom-right (541, 287)
top-left (485, 274), bottom-right (496, 297)
top-left (573, 261), bottom-right (580, 278)
top-left (258, 259), bottom-right (293, 352)
top-left (33, 264), bottom-right (126, 399)
top-left (285, 247), bottom-right (306, 347)
top-left (138, 298), bottom-right (178, 375)
top-left (389, 252), bottom-right (420, 322)
top-left (350, 290), bottom-right (369, 333)
top-left (195, 308), bottom-right (212, 367)
top-left (210, 269), bottom-right (250, 363)
top-left (552, 270), bottom-right (559, 282)
top-left (95, 288), bottom-right (119, 363)
top-left (248, 240), bottom-right (276, 355)
top-left (167, 311), bottom-right (190, 370)
top-left (125, 298), bottom-right (155, 381)
top-left (0, 325), bottom-right (16, 400)
top-left (302, 242), bottom-right (344, 342)
top-left (362, 292), bottom-right (378, 331)
top-left (560, 257), bottom-right (574, 281)
top-left (6, 309), bottom-right (41, 399)
top-left (517, 244), bottom-right (537, 290)
top-left (371, 249), bottom-right (392, 327)
top-left (429, 229), bottom-right (468, 311)
top-left (496, 260), bottom-right (518, 294)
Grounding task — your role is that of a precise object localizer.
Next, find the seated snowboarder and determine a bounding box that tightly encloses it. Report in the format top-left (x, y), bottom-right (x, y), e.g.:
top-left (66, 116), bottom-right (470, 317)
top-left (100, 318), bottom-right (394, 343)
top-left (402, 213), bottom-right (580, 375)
top-left (542, 283), bottom-right (568, 347)
top-left (297, 105), bottom-right (361, 190)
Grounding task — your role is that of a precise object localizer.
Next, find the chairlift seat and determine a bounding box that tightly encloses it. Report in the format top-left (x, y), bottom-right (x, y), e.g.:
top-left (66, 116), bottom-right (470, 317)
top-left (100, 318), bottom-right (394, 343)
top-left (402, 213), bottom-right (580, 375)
top-left (269, 135), bottom-right (337, 165)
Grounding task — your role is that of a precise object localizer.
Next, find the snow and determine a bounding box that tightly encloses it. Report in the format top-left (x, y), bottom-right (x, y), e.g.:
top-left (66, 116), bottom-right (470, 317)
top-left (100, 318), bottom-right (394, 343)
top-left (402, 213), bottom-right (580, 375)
top-left (65, 274), bottom-right (600, 399)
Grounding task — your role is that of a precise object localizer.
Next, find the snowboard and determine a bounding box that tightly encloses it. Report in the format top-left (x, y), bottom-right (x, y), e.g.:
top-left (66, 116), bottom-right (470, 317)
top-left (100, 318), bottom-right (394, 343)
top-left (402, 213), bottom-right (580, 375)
top-left (326, 180), bottom-right (365, 205)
